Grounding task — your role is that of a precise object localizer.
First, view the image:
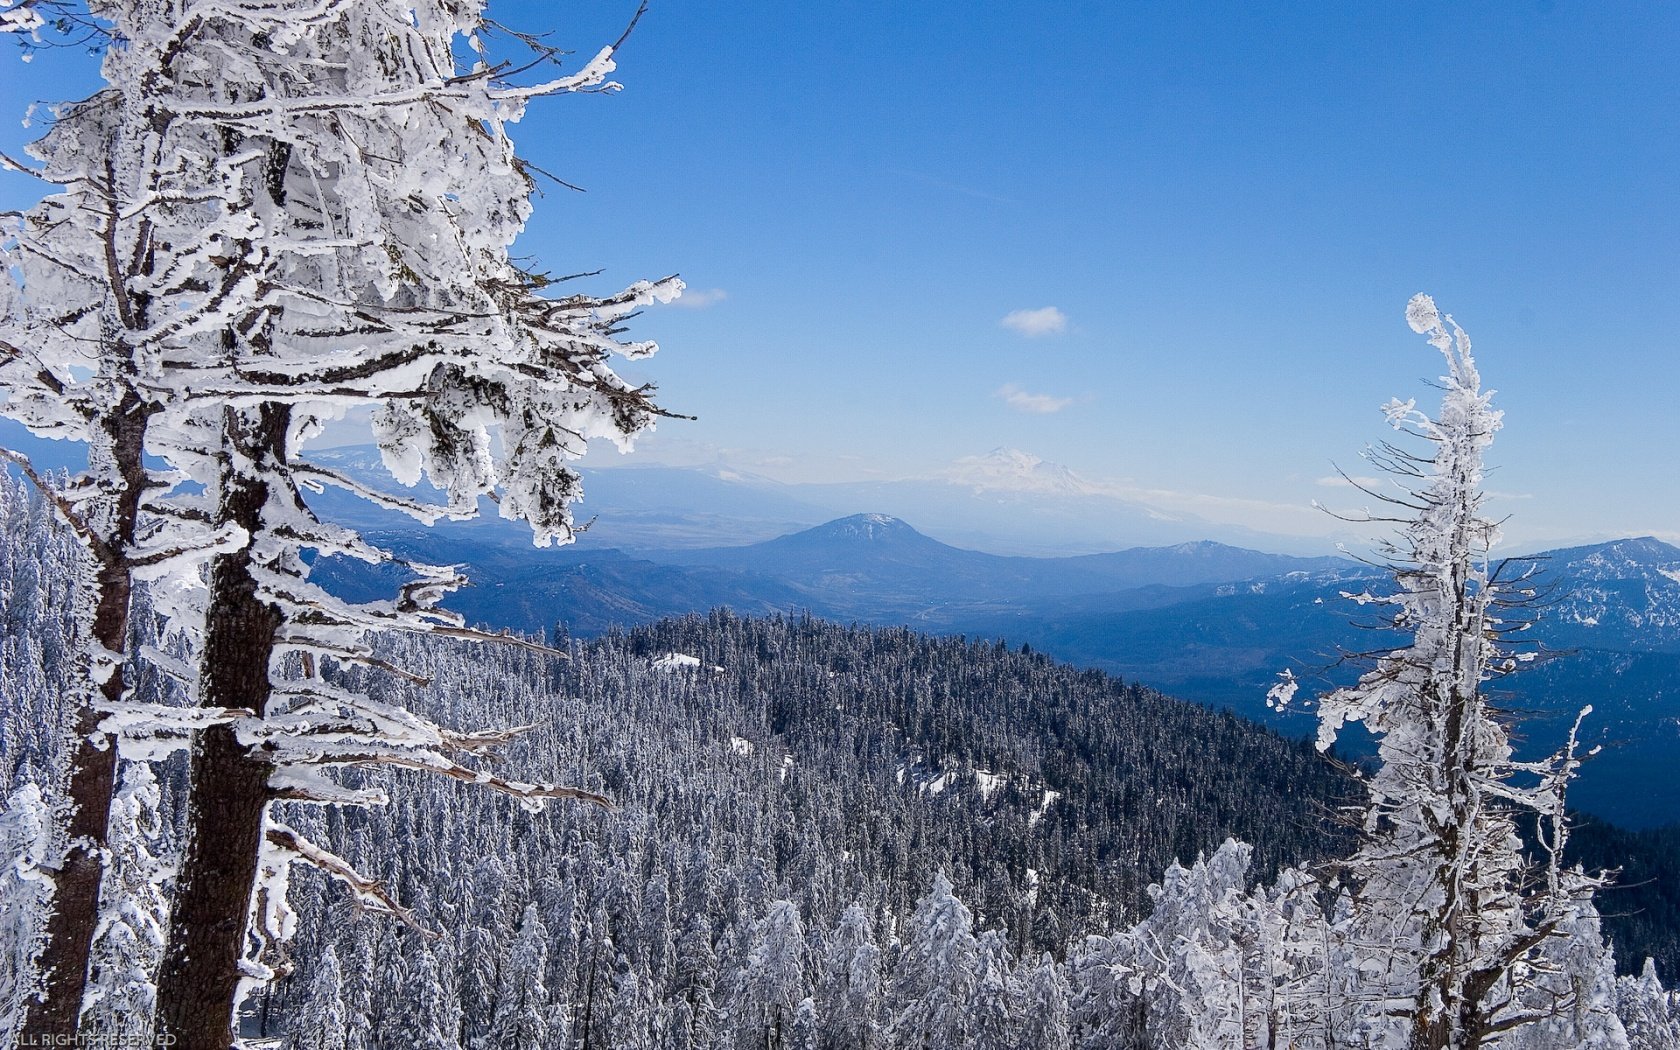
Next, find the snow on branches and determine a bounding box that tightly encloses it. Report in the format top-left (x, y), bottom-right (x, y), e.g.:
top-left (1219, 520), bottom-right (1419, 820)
top-left (3, 0), bottom-right (676, 1037)
top-left (1268, 295), bottom-right (1617, 1048)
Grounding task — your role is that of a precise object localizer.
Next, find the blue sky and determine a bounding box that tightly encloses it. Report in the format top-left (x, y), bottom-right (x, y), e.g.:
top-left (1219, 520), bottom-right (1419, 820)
top-left (3, 2), bottom-right (1677, 550)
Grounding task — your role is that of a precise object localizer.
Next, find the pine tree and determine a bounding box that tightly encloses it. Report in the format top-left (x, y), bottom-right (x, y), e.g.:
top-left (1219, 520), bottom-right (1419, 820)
top-left (0, 784), bottom-right (53, 1044)
top-left (289, 945), bottom-right (347, 1050)
top-left (734, 899), bottom-right (810, 1050)
top-left (489, 903), bottom-right (552, 1049)
top-left (971, 929), bottom-right (1022, 1050)
top-left (1122, 839), bottom-right (1256, 1048)
top-left (675, 911), bottom-right (721, 1048)
top-left (0, 0), bottom-right (678, 1041)
top-left (80, 762), bottom-right (169, 1041)
top-left (1015, 952), bottom-right (1072, 1050)
top-left (1616, 961), bottom-right (1680, 1050)
top-left (887, 873), bottom-right (979, 1050)
top-left (816, 903), bottom-right (882, 1050)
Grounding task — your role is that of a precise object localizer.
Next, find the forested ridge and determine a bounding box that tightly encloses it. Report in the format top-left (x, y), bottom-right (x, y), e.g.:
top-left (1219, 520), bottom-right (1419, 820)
top-left (5, 474), bottom-right (1680, 1046)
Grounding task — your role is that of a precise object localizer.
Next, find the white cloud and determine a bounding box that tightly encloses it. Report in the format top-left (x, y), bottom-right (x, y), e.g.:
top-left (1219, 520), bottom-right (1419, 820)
top-left (1316, 474), bottom-right (1385, 490)
top-left (668, 287), bottom-right (728, 309)
top-left (1000, 306), bottom-right (1068, 338)
top-left (996, 384), bottom-right (1072, 414)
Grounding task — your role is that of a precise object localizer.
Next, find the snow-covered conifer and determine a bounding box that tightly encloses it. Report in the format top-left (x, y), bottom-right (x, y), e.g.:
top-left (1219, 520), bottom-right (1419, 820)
top-left (1069, 930), bottom-right (1141, 1045)
top-left (1, 0), bottom-right (679, 1041)
top-left (489, 903), bottom-right (552, 1049)
top-left (394, 939), bottom-right (461, 1050)
top-left (734, 899), bottom-right (810, 1050)
top-left (790, 995), bottom-right (820, 1050)
top-left (1016, 952), bottom-right (1072, 1050)
top-left (887, 872), bottom-right (979, 1050)
top-left (971, 929), bottom-right (1022, 1050)
top-left (675, 911), bottom-right (721, 1047)
top-left (1272, 295), bottom-right (1620, 1048)
top-left (288, 945), bottom-right (347, 1050)
top-left (1122, 839), bottom-right (1256, 1048)
top-left (816, 902), bottom-right (882, 1050)
top-left (81, 761), bottom-right (169, 1040)
top-left (0, 784), bottom-right (53, 1044)
top-left (609, 961), bottom-right (656, 1050)
top-left (1616, 960), bottom-right (1680, 1050)
top-left (1507, 889), bottom-right (1626, 1049)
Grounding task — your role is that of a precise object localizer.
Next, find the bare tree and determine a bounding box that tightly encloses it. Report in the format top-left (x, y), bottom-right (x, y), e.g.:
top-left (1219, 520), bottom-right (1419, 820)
top-left (1271, 294), bottom-right (1614, 1049)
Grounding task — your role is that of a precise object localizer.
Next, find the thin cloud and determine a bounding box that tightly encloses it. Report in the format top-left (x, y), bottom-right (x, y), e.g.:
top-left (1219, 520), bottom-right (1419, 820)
top-left (1000, 306), bottom-right (1067, 338)
top-left (996, 384), bottom-right (1072, 414)
top-left (668, 287), bottom-right (728, 309)
top-left (1316, 474), bottom-right (1385, 490)
top-left (889, 167), bottom-right (1016, 204)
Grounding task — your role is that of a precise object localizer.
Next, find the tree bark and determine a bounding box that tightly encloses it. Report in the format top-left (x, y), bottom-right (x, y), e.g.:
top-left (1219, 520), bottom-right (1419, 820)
top-left (154, 404), bottom-right (287, 1049)
top-left (22, 387), bottom-right (149, 1038)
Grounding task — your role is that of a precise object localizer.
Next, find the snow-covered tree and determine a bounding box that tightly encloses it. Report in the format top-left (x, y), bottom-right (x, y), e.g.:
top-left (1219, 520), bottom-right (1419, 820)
top-left (816, 902), bottom-right (882, 1050)
top-left (1616, 961), bottom-right (1680, 1050)
top-left (6, 0), bottom-right (679, 1041)
top-left (734, 899), bottom-right (810, 1050)
top-left (1508, 889), bottom-right (1625, 1049)
top-left (970, 929), bottom-right (1022, 1050)
top-left (887, 872), bottom-right (980, 1050)
top-left (1271, 294), bottom-right (1620, 1048)
top-left (402, 939), bottom-right (464, 1050)
top-left (80, 762), bottom-right (170, 1041)
top-left (1015, 952), bottom-right (1072, 1050)
top-left (489, 903), bottom-right (552, 1049)
top-left (0, 784), bottom-right (53, 1044)
top-left (289, 945), bottom-right (347, 1050)
top-left (1122, 839), bottom-right (1258, 1049)
top-left (674, 910), bottom-right (721, 1048)
top-left (1069, 930), bottom-right (1142, 1047)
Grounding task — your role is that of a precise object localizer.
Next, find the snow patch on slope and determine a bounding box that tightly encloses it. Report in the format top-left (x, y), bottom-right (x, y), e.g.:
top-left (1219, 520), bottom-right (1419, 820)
top-left (651, 652), bottom-right (723, 673)
top-left (1029, 789), bottom-right (1062, 827)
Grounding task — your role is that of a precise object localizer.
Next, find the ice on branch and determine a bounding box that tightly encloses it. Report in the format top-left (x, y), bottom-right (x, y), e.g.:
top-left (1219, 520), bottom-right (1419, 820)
top-left (1, 0), bottom-right (677, 1039)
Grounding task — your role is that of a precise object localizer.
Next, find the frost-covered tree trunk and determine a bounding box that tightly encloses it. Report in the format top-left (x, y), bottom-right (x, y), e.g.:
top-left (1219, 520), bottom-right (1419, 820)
top-left (26, 393), bottom-right (151, 1039)
top-left (155, 406), bottom-right (288, 1046)
top-left (2, 163), bottom-right (159, 1041)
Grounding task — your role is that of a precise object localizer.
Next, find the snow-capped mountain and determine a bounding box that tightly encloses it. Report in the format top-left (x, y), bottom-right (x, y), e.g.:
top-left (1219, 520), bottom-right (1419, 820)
top-left (934, 447), bottom-right (1110, 499)
top-left (1531, 537), bottom-right (1680, 651)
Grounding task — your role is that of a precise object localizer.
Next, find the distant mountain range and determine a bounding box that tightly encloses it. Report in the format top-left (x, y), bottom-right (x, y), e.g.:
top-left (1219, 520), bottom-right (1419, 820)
top-left (7, 429), bottom-right (1675, 827)
top-left (314, 493), bottom-right (1680, 828)
top-left (645, 514), bottom-right (1352, 619)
